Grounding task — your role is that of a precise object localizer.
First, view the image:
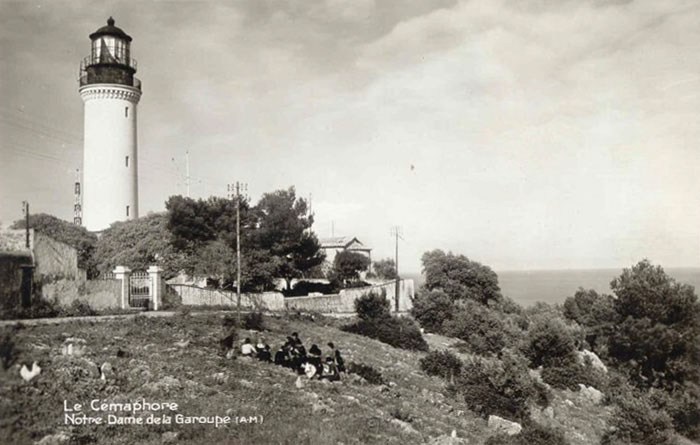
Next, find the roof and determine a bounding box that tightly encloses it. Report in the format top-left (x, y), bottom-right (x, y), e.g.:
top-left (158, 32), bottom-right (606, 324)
top-left (89, 17), bottom-right (132, 42)
top-left (319, 236), bottom-right (371, 251)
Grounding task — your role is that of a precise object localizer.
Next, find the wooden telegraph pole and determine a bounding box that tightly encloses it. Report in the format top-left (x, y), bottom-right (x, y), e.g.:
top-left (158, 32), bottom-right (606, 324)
top-left (228, 182), bottom-right (247, 324)
top-left (390, 226), bottom-right (403, 312)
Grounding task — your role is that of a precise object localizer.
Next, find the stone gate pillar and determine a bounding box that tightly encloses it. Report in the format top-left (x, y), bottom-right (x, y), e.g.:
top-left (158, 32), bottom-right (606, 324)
top-left (147, 265), bottom-right (163, 311)
top-left (113, 266), bottom-right (131, 309)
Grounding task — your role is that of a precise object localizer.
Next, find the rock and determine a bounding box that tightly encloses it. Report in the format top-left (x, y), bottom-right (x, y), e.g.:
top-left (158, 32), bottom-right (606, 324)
top-left (576, 350), bottom-right (607, 373)
top-left (542, 406), bottom-right (554, 419)
top-left (564, 399), bottom-right (574, 407)
top-left (161, 431), bottom-right (179, 443)
top-left (426, 432), bottom-right (469, 445)
top-left (578, 384), bottom-right (604, 405)
top-left (34, 432), bottom-right (70, 445)
top-left (212, 372), bottom-right (227, 384)
top-left (295, 376), bottom-right (304, 389)
top-left (99, 362), bottom-right (114, 381)
top-left (174, 339), bottom-right (190, 348)
top-left (143, 376), bottom-right (181, 394)
top-left (487, 415), bottom-right (522, 436)
top-left (311, 401), bottom-right (334, 414)
top-left (61, 338), bottom-right (87, 357)
top-left (390, 418), bottom-right (418, 435)
top-left (239, 379), bottom-right (254, 389)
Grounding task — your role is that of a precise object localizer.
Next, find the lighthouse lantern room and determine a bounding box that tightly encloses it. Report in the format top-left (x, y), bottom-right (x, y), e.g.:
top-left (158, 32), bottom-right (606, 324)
top-left (79, 17), bottom-right (142, 232)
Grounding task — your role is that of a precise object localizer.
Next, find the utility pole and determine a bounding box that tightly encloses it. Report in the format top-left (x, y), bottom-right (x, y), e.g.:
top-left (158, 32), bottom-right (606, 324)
top-left (22, 201), bottom-right (30, 248)
top-left (228, 181), bottom-right (247, 324)
top-left (390, 226), bottom-right (403, 312)
top-left (185, 150), bottom-right (190, 198)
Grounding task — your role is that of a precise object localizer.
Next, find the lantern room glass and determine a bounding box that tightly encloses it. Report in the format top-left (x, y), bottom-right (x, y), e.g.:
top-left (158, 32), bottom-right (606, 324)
top-left (91, 36), bottom-right (130, 64)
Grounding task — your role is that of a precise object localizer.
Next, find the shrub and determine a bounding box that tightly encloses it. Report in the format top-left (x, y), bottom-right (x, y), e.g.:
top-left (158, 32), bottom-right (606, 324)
top-left (243, 311), bottom-right (265, 331)
top-left (420, 350), bottom-right (463, 380)
top-left (607, 260), bottom-right (700, 390)
top-left (0, 331), bottom-right (20, 369)
top-left (649, 385), bottom-right (700, 440)
top-left (390, 407), bottom-right (413, 423)
top-left (343, 316), bottom-right (428, 351)
top-left (355, 290), bottom-right (391, 321)
top-left (411, 288), bottom-right (453, 333)
top-left (525, 318), bottom-right (577, 368)
top-left (347, 361), bottom-right (385, 385)
top-left (64, 300), bottom-right (97, 317)
top-left (486, 421), bottom-right (568, 445)
top-left (602, 386), bottom-right (676, 445)
top-left (540, 357), bottom-right (607, 391)
top-left (457, 352), bottom-right (541, 421)
top-left (442, 300), bottom-right (510, 356)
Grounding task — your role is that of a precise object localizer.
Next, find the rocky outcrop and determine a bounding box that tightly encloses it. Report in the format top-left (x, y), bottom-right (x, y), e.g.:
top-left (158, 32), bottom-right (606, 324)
top-left (487, 415), bottom-right (522, 436)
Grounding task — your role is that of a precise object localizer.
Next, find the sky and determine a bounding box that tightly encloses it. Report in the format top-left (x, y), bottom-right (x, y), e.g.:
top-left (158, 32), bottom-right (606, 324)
top-left (1, 0), bottom-right (699, 273)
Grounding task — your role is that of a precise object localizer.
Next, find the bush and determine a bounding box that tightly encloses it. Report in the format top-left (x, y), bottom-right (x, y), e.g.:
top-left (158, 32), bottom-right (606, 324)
top-left (243, 311), bottom-right (265, 331)
top-left (486, 421), bottom-right (568, 445)
top-left (355, 290), bottom-right (391, 321)
top-left (64, 300), bottom-right (97, 317)
top-left (442, 300), bottom-right (510, 356)
top-left (602, 386), bottom-right (676, 445)
top-left (0, 331), bottom-right (20, 370)
top-left (540, 357), bottom-right (607, 391)
top-left (343, 316), bottom-right (428, 351)
top-left (457, 352), bottom-right (543, 421)
top-left (411, 288), bottom-right (453, 333)
top-left (420, 350), bottom-right (462, 380)
top-left (525, 318), bottom-right (577, 368)
top-left (347, 361), bottom-right (385, 385)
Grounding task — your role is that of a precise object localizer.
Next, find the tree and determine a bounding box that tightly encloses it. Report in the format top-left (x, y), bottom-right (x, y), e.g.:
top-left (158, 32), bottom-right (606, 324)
top-left (563, 288), bottom-right (616, 354)
top-left (421, 249), bottom-right (502, 304)
top-left (93, 213), bottom-right (184, 278)
top-left (11, 213), bottom-right (98, 278)
top-left (411, 288), bottom-right (453, 333)
top-left (252, 187), bottom-right (324, 290)
top-left (373, 258), bottom-right (397, 280)
top-left (608, 260), bottom-right (699, 390)
top-left (332, 250), bottom-right (370, 286)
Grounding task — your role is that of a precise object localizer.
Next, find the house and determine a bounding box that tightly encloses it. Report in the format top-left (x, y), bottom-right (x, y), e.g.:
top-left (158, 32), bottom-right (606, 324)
top-left (319, 236), bottom-right (372, 272)
top-left (0, 229), bottom-right (85, 308)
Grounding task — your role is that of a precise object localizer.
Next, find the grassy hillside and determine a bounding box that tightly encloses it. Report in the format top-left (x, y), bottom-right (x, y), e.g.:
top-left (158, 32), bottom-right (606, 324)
top-left (1, 313), bottom-right (489, 445)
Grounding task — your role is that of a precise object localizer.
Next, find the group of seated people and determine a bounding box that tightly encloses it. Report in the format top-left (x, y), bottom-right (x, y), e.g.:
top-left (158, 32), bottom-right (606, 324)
top-left (239, 332), bottom-right (345, 381)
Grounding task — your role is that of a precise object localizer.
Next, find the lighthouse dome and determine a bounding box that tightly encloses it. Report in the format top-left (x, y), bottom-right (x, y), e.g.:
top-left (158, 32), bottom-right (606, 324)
top-left (89, 17), bottom-right (132, 42)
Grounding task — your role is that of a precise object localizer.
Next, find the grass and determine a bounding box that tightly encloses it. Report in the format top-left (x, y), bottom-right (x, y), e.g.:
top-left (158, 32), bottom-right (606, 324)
top-left (0, 312), bottom-right (486, 444)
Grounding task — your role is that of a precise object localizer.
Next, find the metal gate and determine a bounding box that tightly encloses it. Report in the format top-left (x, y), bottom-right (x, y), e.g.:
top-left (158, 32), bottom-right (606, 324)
top-left (129, 272), bottom-right (151, 308)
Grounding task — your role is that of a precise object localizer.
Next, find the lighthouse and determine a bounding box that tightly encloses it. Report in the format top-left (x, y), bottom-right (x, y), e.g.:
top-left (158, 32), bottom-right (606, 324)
top-left (79, 17), bottom-right (141, 232)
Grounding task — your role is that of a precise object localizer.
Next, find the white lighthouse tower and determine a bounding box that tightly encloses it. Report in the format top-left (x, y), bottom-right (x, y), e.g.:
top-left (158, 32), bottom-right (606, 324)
top-left (79, 17), bottom-right (141, 231)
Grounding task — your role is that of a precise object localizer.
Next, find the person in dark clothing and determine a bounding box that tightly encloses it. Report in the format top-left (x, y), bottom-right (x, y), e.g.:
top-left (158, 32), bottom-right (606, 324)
top-left (257, 345), bottom-right (272, 362)
top-left (327, 342), bottom-right (346, 373)
top-left (321, 357), bottom-right (340, 381)
top-left (274, 347), bottom-right (288, 367)
top-left (308, 344), bottom-right (323, 376)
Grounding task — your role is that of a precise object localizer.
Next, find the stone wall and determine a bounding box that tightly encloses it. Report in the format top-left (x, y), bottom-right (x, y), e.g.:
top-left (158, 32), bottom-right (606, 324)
top-left (41, 279), bottom-right (121, 310)
top-left (33, 232), bottom-right (84, 281)
top-left (168, 284), bottom-right (286, 311)
top-left (284, 279), bottom-right (414, 314)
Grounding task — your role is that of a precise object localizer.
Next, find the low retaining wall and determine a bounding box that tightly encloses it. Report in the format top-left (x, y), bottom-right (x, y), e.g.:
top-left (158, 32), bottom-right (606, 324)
top-left (169, 284), bottom-right (285, 311)
top-left (41, 279), bottom-right (121, 310)
top-left (284, 279), bottom-right (414, 314)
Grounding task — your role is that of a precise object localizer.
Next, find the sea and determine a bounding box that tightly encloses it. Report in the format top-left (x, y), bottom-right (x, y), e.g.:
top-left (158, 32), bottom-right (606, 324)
top-left (404, 268), bottom-right (700, 307)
